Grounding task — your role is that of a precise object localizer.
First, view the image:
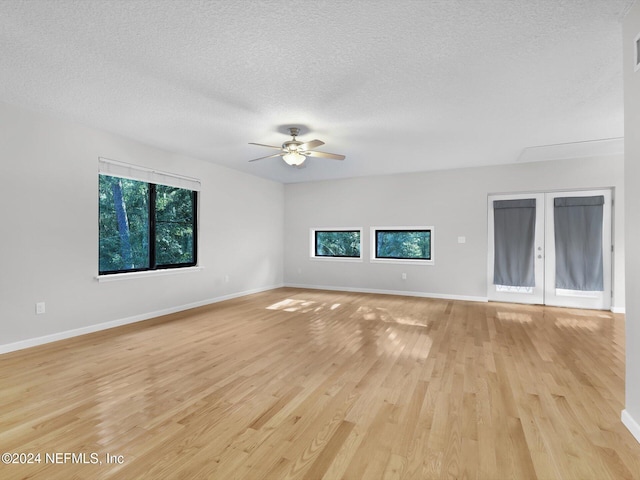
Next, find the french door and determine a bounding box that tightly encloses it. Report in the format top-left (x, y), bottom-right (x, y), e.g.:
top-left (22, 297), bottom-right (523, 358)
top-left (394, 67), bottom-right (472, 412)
top-left (487, 189), bottom-right (612, 310)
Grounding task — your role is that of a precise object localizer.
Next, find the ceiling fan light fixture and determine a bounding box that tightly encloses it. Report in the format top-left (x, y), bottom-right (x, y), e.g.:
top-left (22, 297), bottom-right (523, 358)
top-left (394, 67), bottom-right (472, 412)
top-left (283, 151), bottom-right (306, 166)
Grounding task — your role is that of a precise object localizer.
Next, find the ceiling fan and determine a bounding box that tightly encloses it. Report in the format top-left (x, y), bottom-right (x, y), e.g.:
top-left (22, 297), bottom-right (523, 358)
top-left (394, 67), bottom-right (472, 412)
top-left (248, 127), bottom-right (345, 166)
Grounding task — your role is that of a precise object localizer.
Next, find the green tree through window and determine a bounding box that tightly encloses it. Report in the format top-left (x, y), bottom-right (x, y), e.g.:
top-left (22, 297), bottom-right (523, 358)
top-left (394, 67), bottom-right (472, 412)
top-left (99, 175), bottom-right (197, 274)
top-left (155, 185), bottom-right (196, 266)
top-left (375, 230), bottom-right (431, 260)
top-left (315, 230), bottom-right (361, 257)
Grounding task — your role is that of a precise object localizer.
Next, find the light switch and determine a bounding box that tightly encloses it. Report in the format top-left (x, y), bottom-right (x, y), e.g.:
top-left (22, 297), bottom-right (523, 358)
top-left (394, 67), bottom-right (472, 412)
top-left (458, 236), bottom-right (466, 244)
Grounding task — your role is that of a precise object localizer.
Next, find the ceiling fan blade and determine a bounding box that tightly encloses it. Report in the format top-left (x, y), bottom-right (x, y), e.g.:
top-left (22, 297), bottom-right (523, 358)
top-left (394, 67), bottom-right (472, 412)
top-left (248, 142), bottom-right (283, 150)
top-left (248, 153), bottom-right (283, 162)
top-left (306, 150), bottom-right (345, 160)
top-left (297, 139), bottom-right (324, 151)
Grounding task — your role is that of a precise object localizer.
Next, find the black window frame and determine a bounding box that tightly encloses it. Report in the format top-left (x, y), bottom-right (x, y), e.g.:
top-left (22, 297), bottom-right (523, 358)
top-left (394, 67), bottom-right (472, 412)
top-left (313, 229), bottom-right (362, 259)
top-left (99, 175), bottom-right (198, 275)
top-left (374, 228), bottom-right (432, 261)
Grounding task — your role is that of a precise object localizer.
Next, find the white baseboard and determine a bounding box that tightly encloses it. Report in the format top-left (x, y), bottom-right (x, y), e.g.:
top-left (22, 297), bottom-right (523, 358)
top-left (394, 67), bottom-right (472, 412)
top-left (611, 306), bottom-right (626, 314)
top-left (0, 284), bottom-right (283, 355)
top-left (284, 283), bottom-right (488, 303)
top-left (622, 409), bottom-right (640, 444)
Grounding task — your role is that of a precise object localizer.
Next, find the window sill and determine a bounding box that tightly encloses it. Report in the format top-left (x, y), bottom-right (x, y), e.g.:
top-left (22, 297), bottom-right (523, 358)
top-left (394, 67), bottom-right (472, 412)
top-left (310, 257), bottom-right (363, 263)
top-left (96, 266), bottom-right (204, 282)
top-left (370, 258), bottom-right (434, 266)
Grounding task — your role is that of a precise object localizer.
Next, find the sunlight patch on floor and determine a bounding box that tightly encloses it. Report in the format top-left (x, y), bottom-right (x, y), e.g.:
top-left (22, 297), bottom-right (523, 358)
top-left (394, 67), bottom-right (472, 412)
top-left (555, 317), bottom-right (602, 331)
top-left (496, 311), bottom-right (533, 324)
top-left (353, 305), bottom-right (430, 327)
top-left (266, 298), bottom-right (314, 312)
top-left (266, 298), bottom-right (342, 314)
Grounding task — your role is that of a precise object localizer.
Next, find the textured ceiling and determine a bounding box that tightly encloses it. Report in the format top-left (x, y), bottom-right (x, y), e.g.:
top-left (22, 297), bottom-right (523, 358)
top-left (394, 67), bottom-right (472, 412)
top-left (0, 0), bottom-right (633, 183)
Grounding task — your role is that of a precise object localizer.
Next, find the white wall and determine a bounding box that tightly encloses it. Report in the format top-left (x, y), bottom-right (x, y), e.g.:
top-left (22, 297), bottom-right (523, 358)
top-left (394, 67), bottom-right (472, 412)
top-left (284, 156), bottom-right (625, 308)
top-left (623, 0), bottom-right (640, 442)
top-left (0, 101), bottom-right (284, 351)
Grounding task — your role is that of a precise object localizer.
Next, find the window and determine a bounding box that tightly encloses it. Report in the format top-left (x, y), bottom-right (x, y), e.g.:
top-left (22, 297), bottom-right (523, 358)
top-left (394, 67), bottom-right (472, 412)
top-left (310, 228), bottom-right (362, 261)
top-left (98, 158), bottom-right (199, 275)
top-left (154, 184), bottom-right (198, 268)
top-left (371, 227), bottom-right (433, 264)
top-left (99, 176), bottom-right (151, 273)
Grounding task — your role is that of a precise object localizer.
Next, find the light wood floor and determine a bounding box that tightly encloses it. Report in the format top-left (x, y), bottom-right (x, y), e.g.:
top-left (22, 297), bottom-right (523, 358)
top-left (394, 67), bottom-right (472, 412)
top-left (1, 288), bottom-right (638, 479)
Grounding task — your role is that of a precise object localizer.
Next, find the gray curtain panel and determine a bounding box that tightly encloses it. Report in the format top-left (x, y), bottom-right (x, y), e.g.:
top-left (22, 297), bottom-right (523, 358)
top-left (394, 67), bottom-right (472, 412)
top-left (493, 199), bottom-right (536, 287)
top-left (554, 195), bottom-right (604, 291)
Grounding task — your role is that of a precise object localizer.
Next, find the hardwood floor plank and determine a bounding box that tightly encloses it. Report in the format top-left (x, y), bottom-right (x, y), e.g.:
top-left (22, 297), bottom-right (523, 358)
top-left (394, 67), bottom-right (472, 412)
top-left (303, 420), bottom-right (355, 479)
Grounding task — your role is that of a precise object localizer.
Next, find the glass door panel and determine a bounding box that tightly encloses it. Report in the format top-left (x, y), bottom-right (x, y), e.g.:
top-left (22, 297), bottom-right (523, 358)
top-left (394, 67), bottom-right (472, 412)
top-left (543, 189), bottom-right (611, 310)
top-left (487, 193), bottom-right (545, 305)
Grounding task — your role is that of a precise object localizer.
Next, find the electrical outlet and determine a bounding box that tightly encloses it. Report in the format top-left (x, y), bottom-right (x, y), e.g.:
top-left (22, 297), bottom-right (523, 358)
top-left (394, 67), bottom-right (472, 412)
top-left (224, 275), bottom-right (230, 283)
top-left (35, 302), bottom-right (46, 314)
top-left (458, 236), bottom-right (466, 244)
top-left (401, 273), bottom-right (407, 280)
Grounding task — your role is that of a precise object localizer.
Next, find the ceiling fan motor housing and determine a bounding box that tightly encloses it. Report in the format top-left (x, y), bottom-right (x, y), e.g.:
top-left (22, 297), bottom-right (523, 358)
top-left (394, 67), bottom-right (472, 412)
top-left (283, 140), bottom-right (303, 152)
top-left (283, 128), bottom-right (303, 152)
